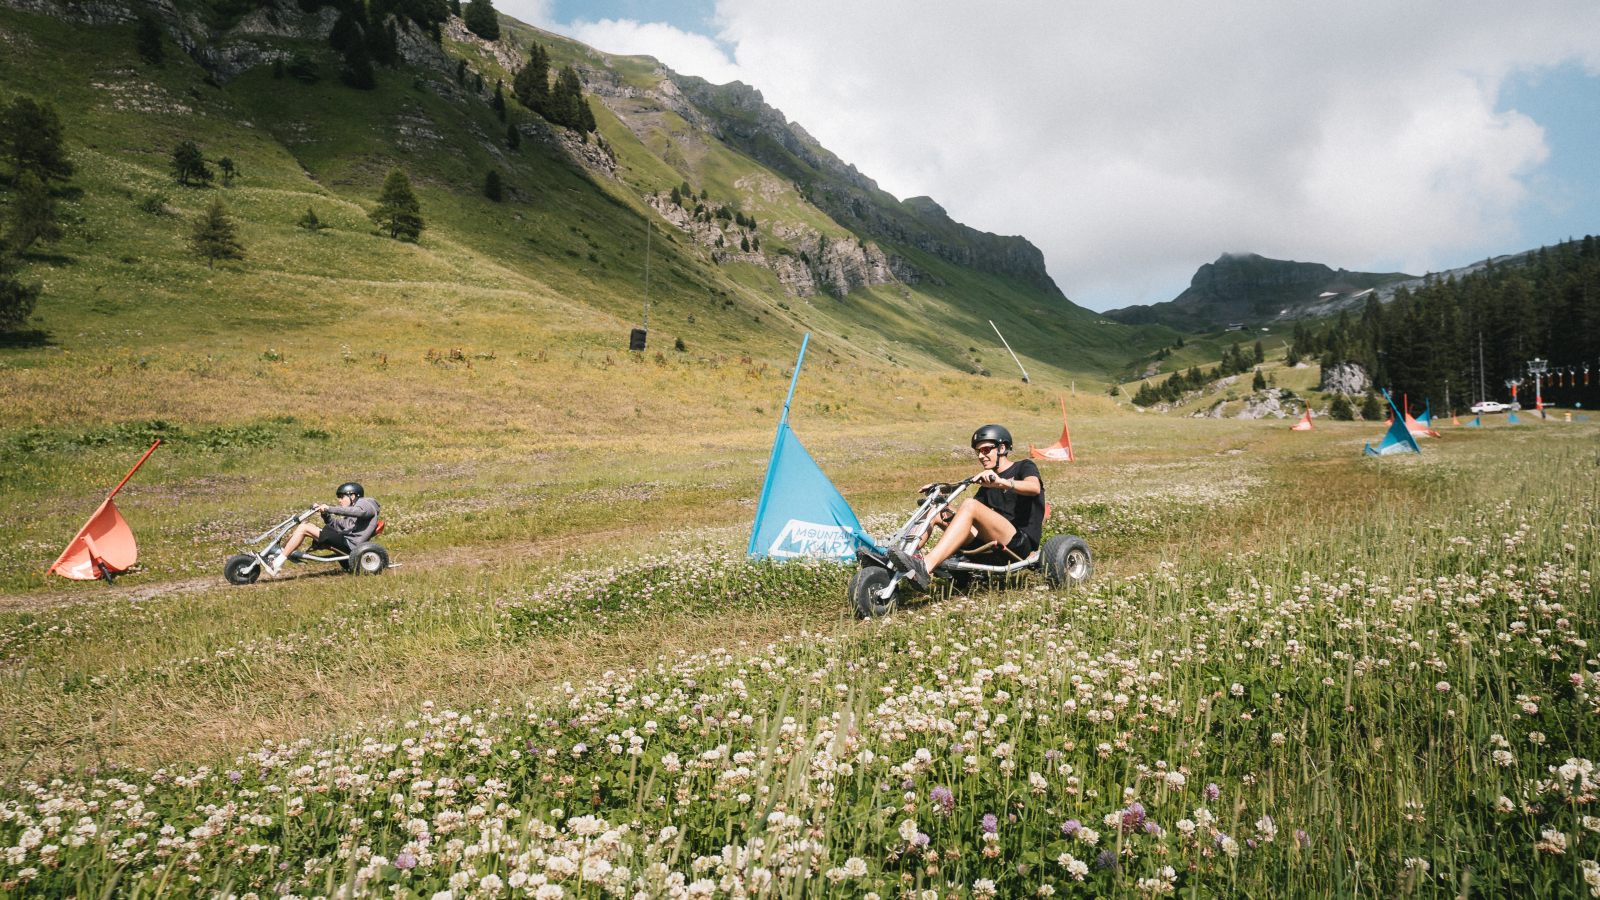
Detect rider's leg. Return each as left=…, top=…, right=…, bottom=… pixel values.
left=922, top=500, right=1017, bottom=571
left=280, top=522, right=321, bottom=557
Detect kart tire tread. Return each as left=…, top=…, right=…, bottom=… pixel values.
left=350, top=542, right=388, bottom=576
left=1041, top=534, right=1093, bottom=588
left=850, top=565, right=896, bottom=619
left=224, top=554, right=262, bottom=586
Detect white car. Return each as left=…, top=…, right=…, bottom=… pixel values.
left=1470, top=401, right=1510, bottom=414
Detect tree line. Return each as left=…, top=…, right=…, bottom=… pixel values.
left=1289, top=236, right=1600, bottom=411
left=1128, top=341, right=1264, bottom=407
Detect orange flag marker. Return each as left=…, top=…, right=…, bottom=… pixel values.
left=1291, top=408, right=1313, bottom=430
left=47, top=441, right=161, bottom=583
left=1030, top=397, right=1075, bottom=461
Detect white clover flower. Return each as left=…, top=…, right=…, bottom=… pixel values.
left=1165, top=771, right=1186, bottom=789
left=898, top=818, right=920, bottom=842
left=534, top=886, right=564, bottom=900
left=1436, top=682, right=1450, bottom=693
left=449, top=872, right=471, bottom=891
left=1496, top=796, right=1516, bottom=813
left=1176, top=819, right=1196, bottom=836
left=1078, top=827, right=1100, bottom=845
left=1531, top=732, right=1547, bottom=745
left=478, top=874, right=504, bottom=894
left=844, top=857, right=868, bottom=877
left=1583, top=816, right=1600, bottom=832
left=1270, top=733, right=1286, bottom=747
left=1404, top=858, right=1430, bottom=872
left=1230, top=683, right=1244, bottom=697
left=973, top=879, right=998, bottom=898
left=430, top=892, right=453, bottom=900
left=1219, top=835, right=1240, bottom=858
left=1493, top=750, right=1515, bottom=767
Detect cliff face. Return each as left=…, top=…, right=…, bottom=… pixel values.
left=1105, top=252, right=1413, bottom=332
left=624, top=73, right=1064, bottom=298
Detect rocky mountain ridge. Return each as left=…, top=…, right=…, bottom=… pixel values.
left=1105, top=252, right=1413, bottom=332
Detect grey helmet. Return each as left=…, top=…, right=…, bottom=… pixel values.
left=970, top=424, right=1013, bottom=453
left=336, top=482, right=364, bottom=499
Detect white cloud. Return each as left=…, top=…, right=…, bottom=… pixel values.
left=542, top=1, right=1600, bottom=310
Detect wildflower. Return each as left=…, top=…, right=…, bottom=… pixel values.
left=929, top=786, right=955, bottom=816
left=1164, top=771, right=1186, bottom=789
left=1582, top=861, right=1600, bottom=897
left=899, top=819, right=920, bottom=842
left=431, top=893, right=453, bottom=900
left=1536, top=829, right=1568, bottom=854
left=449, top=872, right=471, bottom=891
left=1496, top=796, right=1516, bottom=813
left=1255, top=815, right=1277, bottom=842
left=1530, top=732, right=1547, bottom=745
left=1175, top=819, right=1196, bottom=836
left=1404, top=858, right=1429, bottom=872
left=1584, top=817, right=1600, bottom=832
left=844, top=857, right=868, bottom=877
left=1205, top=783, right=1221, bottom=802
left=534, top=886, right=564, bottom=900
left=479, top=874, right=504, bottom=894
left=1295, top=829, right=1310, bottom=848
left=1230, top=683, right=1244, bottom=697
left=1270, top=732, right=1286, bottom=746
left=973, top=879, right=998, bottom=898
left=981, top=814, right=999, bottom=834
left=1029, top=771, right=1049, bottom=795
left=1121, top=802, right=1147, bottom=834
left=1061, top=819, right=1081, bottom=836
left=1037, top=886, right=1056, bottom=897
left=1493, top=750, right=1514, bottom=767
left=395, top=851, right=417, bottom=869
left=1436, top=681, right=1451, bottom=692
left=1096, top=848, right=1119, bottom=871
left=1077, top=827, right=1100, bottom=845
left=1058, top=853, right=1089, bottom=880
left=1217, top=833, right=1239, bottom=857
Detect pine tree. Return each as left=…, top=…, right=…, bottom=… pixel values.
left=170, top=141, right=211, bottom=186
left=1360, top=394, right=1382, bottom=421
left=216, top=157, right=238, bottom=186
left=1330, top=395, right=1354, bottom=420
left=4, top=172, right=63, bottom=254
left=505, top=122, right=520, bottom=150
left=492, top=81, right=506, bottom=121
left=367, top=16, right=399, bottom=67
left=188, top=197, right=245, bottom=268
left=1253, top=340, right=1264, bottom=364
left=272, top=57, right=286, bottom=79
left=0, top=252, right=41, bottom=332
left=340, top=41, right=377, bottom=90
left=296, top=205, right=326, bottom=230
left=484, top=170, right=503, bottom=202
left=462, top=0, right=499, bottom=40
left=455, top=59, right=467, bottom=85
left=369, top=167, right=424, bottom=240
left=740, top=235, right=749, bottom=252
left=449, top=0, right=461, bottom=15
left=1251, top=370, right=1266, bottom=391
left=1, top=97, right=75, bottom=187
left=513, top=43, right=549, bottom=110
left=328, top=9, right=363, bottom=53
left=669, top=186, right=681, bottom=206
left=135, top=14, right=164, bottom=66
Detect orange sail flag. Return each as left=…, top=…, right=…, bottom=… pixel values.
left=1291, top=408, right=1313, bottom=431
left=1030, top=397, right=1075, bottom=461
left=1451, top=410, right=1461, bottom=426
left=47, top=441, right=160, bottom=582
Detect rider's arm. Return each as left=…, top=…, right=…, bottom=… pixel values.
left=1005, top=475, right=1042, bottom=497
left=323, top=499, right=376, bottom=522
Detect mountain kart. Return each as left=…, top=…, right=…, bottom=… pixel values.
left=223, top=506, right=391, bottom=585
left=849, top=476, right=1092, bottom=618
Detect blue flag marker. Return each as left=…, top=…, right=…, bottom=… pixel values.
left=747, top=335, right=875, bottom=561
left=1466, top=415, right=1481, bottom=427
left=1508, top=411, right=1522, bottom=424
left=1365, top=390, right=1422, bottom=456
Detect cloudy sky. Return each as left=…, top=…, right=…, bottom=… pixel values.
left=497, top=0, right=1600, bottom=312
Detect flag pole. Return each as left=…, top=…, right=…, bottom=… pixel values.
left=990, top=320, right=1030, bottom=383
left=108, top=440, right=161, bottom=501
left=749, top=334, right=810, bottom=555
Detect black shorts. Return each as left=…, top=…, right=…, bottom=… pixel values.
left=1006, top=530, right=1037, bottom=557
left=317, top=524, right=352, bottom=553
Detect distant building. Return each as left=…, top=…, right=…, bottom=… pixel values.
left=1225, top=323, right=1247, bottom=331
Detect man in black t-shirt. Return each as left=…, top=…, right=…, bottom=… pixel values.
left=891, top=424, right=1045, bottom=588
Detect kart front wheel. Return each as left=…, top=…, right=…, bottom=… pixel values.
left=350, top=542, right=389, bottom=576
left=224, top=554, right=262, bottom=585
left=850, top=565, right=897, bottom=619
left=1041, top=535, right=1093, bottom=588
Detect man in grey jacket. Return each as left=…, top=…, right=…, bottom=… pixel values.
left=264, top=482, right=380, bottom=575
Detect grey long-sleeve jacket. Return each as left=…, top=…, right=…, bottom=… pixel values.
left=322, top=497, right=381, bottom=545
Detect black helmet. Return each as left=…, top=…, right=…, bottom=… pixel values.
left=970, top=424, right=1012, bottom=452
left=337, top=482, right=364, bottom=499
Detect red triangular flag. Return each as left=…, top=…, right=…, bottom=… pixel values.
left=47, top=441, right=160, bottom=582
left=1030, top=397, right=1075, bottom=461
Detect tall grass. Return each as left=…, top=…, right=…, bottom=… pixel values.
left=0, top=429, right=1595, bottom=897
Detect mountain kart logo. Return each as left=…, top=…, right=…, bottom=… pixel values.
left=767, top=519, right=858, bottom=559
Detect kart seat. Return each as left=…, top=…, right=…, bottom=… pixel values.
left=373, top=520, right=386, bottom=536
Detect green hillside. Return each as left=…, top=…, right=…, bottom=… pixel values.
left=0, top=2, right=1179, bottom=388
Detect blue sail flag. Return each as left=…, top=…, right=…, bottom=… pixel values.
left=748, top=334, right=874, bottom=561
left=1466, top=415, right=1482, bottom=427
left=1417, top=399, right=1432, bottom=426
left=1365, top=390, right=1422, bottom=456
left=1508, top=411, right=1522, bottom=424
left=747, top=423, right=874, bottom=560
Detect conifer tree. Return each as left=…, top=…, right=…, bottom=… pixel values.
left=189, top=197, right=245, bottom=268
left=1330, top=394, right=1354, bottom=420
left=296, top=206, right=326, bottom=230
left=484, top=170, right=503, bottom=202
left=368, top=16, right=399, bottom=67
left=1, top=97, right=74, bottom=187
left=217, top=157, right=238, bottom=187
left=492, top=81, right=506, bottom=121
left=135, top=14, right=164, bottom=66
left=1253, top=340, right=1265, bottom=364
left=170, top=141, right=211, bottom=186
left=340, top=41, right=377, bottom=90
left=1251, top=370, right=1267, bottom=391
left=669, top=186, right=681, bottom=206
left=740, top=235, right=750, bottom=252
left=4, top=172, right=63, bottom=254
left=462, top=0, right=499, bottom=40
left=513, top=43, right=549, bottom=110
left=1360, top=394, right=1382, bottom=421
left=0, top=252, right=41, bottom=332
left=449, top=0, right=460, bottom=15
left=505, top=122, right=520, bottom=150
left=369, top=167, right=424, bottom=240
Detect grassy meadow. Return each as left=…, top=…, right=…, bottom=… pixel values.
left=0, top=389, right=1596, bottom=897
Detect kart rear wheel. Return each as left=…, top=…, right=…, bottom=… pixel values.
left=850, top=565, right=897, bottom=619
left=224, top=554, right=262, bottom=585
left=1042, top=535, right=1093, bottom=588
left=350, top=542, right=389, bottom=576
